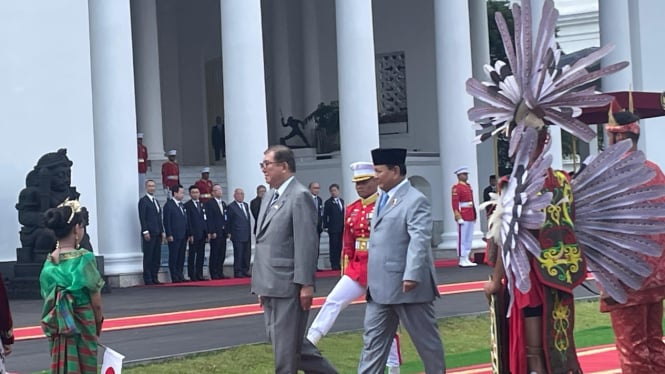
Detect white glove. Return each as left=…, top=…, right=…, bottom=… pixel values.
left=457, top=218, right=464, bottom=224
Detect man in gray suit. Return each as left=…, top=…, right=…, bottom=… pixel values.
left=251, top=145, right=337, bottom=374
left=358, top=148, right=445, bottom=374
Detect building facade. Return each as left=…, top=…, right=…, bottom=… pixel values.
left=2, top=0, right=664, bottom=286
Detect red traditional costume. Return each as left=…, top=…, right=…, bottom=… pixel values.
left=599, top=110, right=665, bottom=373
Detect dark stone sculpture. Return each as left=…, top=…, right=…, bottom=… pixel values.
left=15, top=149, right=81, bottom=262
left=10, top=149, right=88, bottom=298
left=280, top=116, right=311, bottom=148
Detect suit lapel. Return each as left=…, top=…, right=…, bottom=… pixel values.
left=374, top=182, right=410, bottom=226
left=257, top=191, right=272, bottom=234
left=259, top=180, right=295, bottom=232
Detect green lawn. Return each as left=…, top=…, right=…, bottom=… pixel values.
left=117, top=299, right=640, bottom=374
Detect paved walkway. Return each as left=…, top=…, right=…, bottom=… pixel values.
left=8, top=264, right=609, bottom=373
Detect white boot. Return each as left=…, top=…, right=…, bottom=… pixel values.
left=306, top=329, right=322, bottom=347
left=458, top=256, right=477, bottom=267
left=387, top=366, right=400, bottom=374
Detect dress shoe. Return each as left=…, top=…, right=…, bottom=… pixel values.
left=144, top=280, right=155, bottom=286
left=152, top=279, right=161, bottom=285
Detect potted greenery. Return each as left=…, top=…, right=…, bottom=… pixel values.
left=304, top=101, right=340, bottom=153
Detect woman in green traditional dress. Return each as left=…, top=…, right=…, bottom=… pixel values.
left=39, top=200, right=104, bottom=374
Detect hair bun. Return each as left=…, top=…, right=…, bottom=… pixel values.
left=44, top=207, right=68, bottom=230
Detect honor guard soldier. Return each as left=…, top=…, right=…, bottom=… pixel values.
left=195, top=167, right=214, bottom=203
left=137, top=133, right=149, bottom=189
left=452, top=166, right=477, bottom=267
left=161, top=149, right=180, bottom=196
left=307, top=161, right=401, bottom=373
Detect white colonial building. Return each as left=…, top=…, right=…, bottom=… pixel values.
left=2, top=0, right=664, bottom=286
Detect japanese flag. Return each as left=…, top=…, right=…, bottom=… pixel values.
left=101, top=345, right=125, bottom=374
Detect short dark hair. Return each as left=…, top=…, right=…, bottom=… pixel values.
left=170, top=184, right=183, bottom=195
left=308, top=182, right=320, bottom=189
left=145, top=179, right=155, bottom=186
left=265, top=145, right=296, bottom=172
left=386, top=164, right=407, bottom=176
left=256, top=185, right=266, bottom=193
left=329, top=183, right=340, bottom=191
left=188, top=185, right=199, bottom=193
left=489, top=175, right=497, bottom=181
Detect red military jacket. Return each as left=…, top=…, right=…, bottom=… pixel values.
left=342, top=193, right=378, bottom=286
left=138, top=144, right=148, bottom=173
left=161, top=161, right=180, bottom=189
left=195, top=178, right=214, bottom=203
left=452, top=181, right=476, bottom=221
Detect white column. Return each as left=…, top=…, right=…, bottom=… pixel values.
left=335, top=0, right=380, bottom=200
left=631, top=0, right=665, bottom=165
left=434, top=0, right=483, bottom=250
left=89, top=0, right=143, bottom=278
left=220, top=0, right=269, bottom=196
left=599, top=0, right=633, bottom=92
left=301, top=0, right=322, bottom=143
left=131, top=0, right=165, bottom=162
left=469, top=0, right=493, bottom=232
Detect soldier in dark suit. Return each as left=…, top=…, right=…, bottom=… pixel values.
left=138, top=179, right=165, bottom=285
left=323, top=184, right=345, bottom=270
left=163, top=184, right=190, bottom=283
left=185, top=185, right=208, bottom=281
left=227, top=188, right=252, bottom=278
left=205, top=184, right=228, bottom=279
left=249, top=185, right=266, bottom=236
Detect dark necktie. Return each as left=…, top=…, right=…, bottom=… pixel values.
left=178, top=202, right=184, bottom=214
left=377, top=193, right=388, bottom=215
left=262, top=191, right=279, bottom=222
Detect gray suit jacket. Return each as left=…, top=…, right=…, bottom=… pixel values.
left=251, top=178, right=319, bottom=297
left=367, top=180, right=439, bottom=304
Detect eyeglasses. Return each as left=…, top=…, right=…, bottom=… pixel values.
left=259, top=161, right=282, bottom=169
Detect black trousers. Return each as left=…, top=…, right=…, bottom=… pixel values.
left=187, top=237, right=206, bottom=279
left=328, top=232, right=343, bottom=270
left=232, top=240, right=250, bottom=276
left=168, top=237, right=187, bottom=282
left=209, top=236, right=227, bottom=278
left=142, top=233, right=162, bottom=283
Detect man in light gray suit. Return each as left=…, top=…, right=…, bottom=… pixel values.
left=252, top=145, right=338, bottom=374
left=358, top=148, right=445, bottom=374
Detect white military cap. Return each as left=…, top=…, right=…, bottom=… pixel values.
left=201, top=167, right=210, bottom=173
left=350, top=162, right=375, bottom=182
left=137, top=133, right=144, bottom=139
left=166, top=149, right=177, bottom=156
left=454, top=166, right=470, bottom=175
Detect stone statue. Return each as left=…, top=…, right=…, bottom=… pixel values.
left=280, top=116, right=311, bottom=148
left=15, top=149, right=81, bottom=262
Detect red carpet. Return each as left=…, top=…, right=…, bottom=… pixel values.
left=154, top=258, right=461, bottom=287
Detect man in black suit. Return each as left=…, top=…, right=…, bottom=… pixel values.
left=138, top=179, right=165, bottom=285
left=249, top=184, right=267, bottom=236
left=185, top=185, right=208, bottom=281
left=227, top=188, right=252, bottom=278
left=163, top=184, right=191, bottom=283
left=205, top=184, right=228, bottom=279
left=323, top=183, right=344, bottom=270
left=309, top=182, right=324, bottom=270
left=483, top=174, right=497, bottom=218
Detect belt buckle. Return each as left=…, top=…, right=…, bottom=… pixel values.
left=355, top=238, right=369, bottom=251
